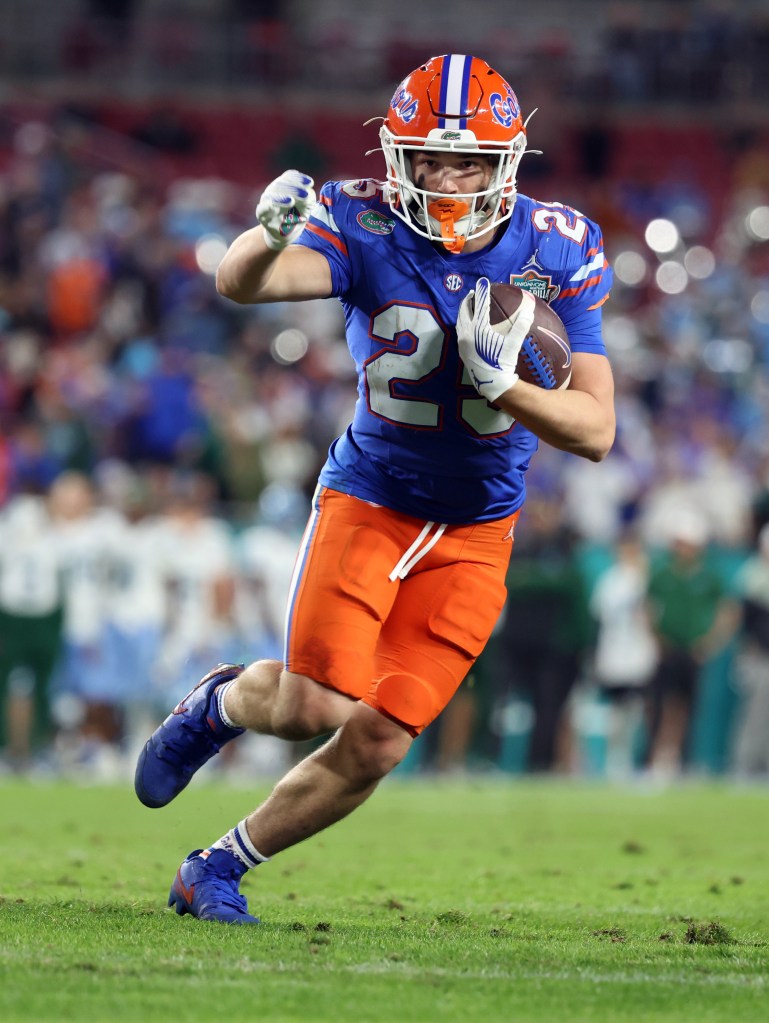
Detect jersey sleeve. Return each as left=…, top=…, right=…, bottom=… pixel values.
left=296, top=180, right=353, bottom=295
left=557, top=304, right=607, bottom=355
left=537, top=213, right=613, bottom=355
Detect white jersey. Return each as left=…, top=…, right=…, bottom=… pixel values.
left=590, top=561, right=658, bottom=687
left=156, top=514, right=235, bottom=650
left=54, top=507, right=126, bottom=644
left=236, top=524, right=300, bottom=644
left=107, top=516, right=168, bottom=631
left=0, top=496, right=61, bottom=616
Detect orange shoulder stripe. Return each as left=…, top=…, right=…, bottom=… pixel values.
left=559, top=276, right=602, bottom=299
left=587, top=292, right=611, bottom=311
left=306, top=222, right=348, bottom=257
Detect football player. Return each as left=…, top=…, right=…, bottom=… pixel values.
left=135, top=54, right=615, bottom=923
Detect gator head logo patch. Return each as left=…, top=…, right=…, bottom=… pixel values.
left=357, top=210, right=395, bottom=235
left=278, top=212, right=303, bottom=237
left=509, top=269, right=560, bottom=302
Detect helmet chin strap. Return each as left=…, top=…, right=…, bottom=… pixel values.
left=426, top=197, right=471, bottom=253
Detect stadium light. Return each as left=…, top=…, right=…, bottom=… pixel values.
left=746, top=205, right=769, bottom=241
left=602, top=315, right=641, bottom=352
left=644, top=218, right=680, bottom=254
left=613, top=250, right=647, bottom=286
left=703, top=338, right=753, bottom=374
left=271, top=329, right=309, bottom=365
left=655, top=261, right=688, bottom=294
left=195, top=234, right=228, bottom=275
left=751, top=290, right=769, bottom=325
left=683, top=245, right=716, bottom=279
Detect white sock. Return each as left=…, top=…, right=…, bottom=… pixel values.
left=215, top=680, right=239, bottom=728
left=207, top=819, right=270, bottom=869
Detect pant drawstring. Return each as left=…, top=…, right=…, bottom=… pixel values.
left=388, top=522, right=448, bottom=581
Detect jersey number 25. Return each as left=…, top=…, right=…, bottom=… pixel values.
left=365, top=301, right=514, bottom=437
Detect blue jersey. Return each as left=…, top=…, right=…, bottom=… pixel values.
left=297, top=179, right=612, bottom=524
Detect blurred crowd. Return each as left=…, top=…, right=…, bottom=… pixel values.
left=7, top=1, right=769, bottom=108
left=0, top=470, right=306, bottom=778
left=2, top=66, right=769, bottom=783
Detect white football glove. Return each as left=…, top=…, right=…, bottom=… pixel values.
left=456, top=276, right=536, bottom=402
left=256, top=170, right=316, bottom=251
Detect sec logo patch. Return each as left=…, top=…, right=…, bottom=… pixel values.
left=444, top=273, right=464, bottom=293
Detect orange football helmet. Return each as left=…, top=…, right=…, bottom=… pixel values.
left=380, top=54, right=528, bottom=252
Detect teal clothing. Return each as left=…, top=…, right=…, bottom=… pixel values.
left=647, top=556, right=726, bottom=649
left=0, top=607, right=63, bottom=746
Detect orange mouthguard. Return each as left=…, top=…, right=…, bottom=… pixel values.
left=427, top=197, right=470, bottom=253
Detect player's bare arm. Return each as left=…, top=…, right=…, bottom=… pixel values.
left=494, top=352, right=616, bottom=462
left=457, top=276, right=615, bottom=462
left=216, top=228, right=332, bottom=303
left=217, top=169, right=332, bottom=304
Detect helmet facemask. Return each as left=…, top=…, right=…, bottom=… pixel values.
left=380, top=127, right=526, bottom=253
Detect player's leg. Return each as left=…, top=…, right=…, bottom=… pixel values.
left=136, top=488, right=383, bottom=808
left=167, top=492, right=410, bottom=922
left=223, top=660, right=355, bottom=739
left=171, top=511, right=515, bottom=923
left=135, top=657, right=361, bottom=808
left=239, top=701, right=413, bottom=855
left=166, top=683, right=411, bottom=924
left=167, top=500, right=515, bottom=924
left=136, top=660, right=265, bottom=808
left=233, top=514, right=514, bottom=857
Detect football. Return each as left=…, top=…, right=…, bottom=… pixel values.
left=488, top=283, right=572, bottom=390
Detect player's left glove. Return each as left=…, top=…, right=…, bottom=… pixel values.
left=456, top=277, right=535, bottom=402
left=256, top=170, right=316, bottom=251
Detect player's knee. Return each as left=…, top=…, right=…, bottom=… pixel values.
left=339, top=708, right=412, bottom=782
left=365, top=730, right=411, bottom=779
left=271, top=672, right=349, bottom=740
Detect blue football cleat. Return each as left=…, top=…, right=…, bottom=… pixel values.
left=135, top=663, right=245, bottom=808
left=168, top=848, right=260, bottom=924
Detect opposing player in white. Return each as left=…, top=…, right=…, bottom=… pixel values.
left=0, top=495, right=63, bottom=769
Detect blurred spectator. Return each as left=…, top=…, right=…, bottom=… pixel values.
left=495, top=498, right=594, bottom=773
left=153, top=471, right=237, bottom=705
left=268, top=124, right=329, bottom=184
left=231, top=480, right=308, bottom=779
left=589, top=530, right=658, bottom=779
left=6, top=421, right=64, bottom=494
left=731, top=523, right=769, bottom=777
left=122, top=350, right=218, bottom=469
left=0, top=494, right=63, bottom=770
left=644, top=511, right=739, bottom=779
left=98, top=462, right=167, bottom=759
left=235, top=481, right=309, bottom=664
left=48, top=471, right=126, bottom=771
left=637, top=446, right=701, bottom=548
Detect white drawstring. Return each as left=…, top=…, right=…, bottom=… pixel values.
left=388, top=521, right=448, bottom=581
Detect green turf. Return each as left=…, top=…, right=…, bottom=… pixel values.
left=1, top=777, right=767, bottom=1022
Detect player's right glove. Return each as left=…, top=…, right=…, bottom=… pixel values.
left=456, top=276, right=535, bottom=402
left=256, top=170, right=316, bottom=251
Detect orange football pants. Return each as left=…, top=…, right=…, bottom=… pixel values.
left=285, top=487, right=519, bottom=735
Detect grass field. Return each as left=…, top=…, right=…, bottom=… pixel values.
left=1, top=776, right=767, bottom=1022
